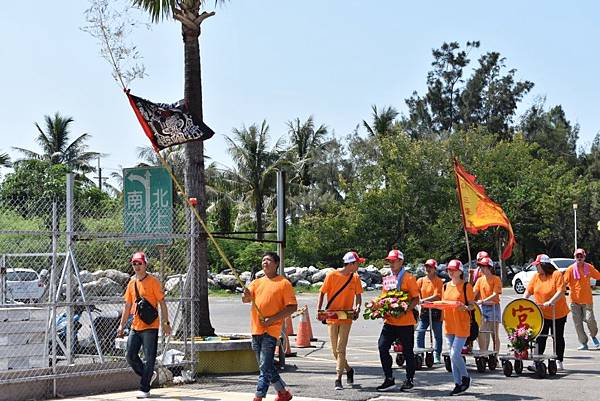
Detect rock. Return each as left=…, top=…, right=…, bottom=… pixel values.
left=287, top=272, right=303, bottom=285
left=311, top=282, right=324, bottom=289
left=256, top=271, right=265, bottom=279
left=294, top=267, right=310, bottom=280
left=165, top=275, right=185, bottom=294
left=360, top=280, right=367, bottom=289
left=307, top=266, right=319, bottom=275
left=284, top=267, right=297, bottom=275
left=379, top=267, right=392, bottom=277
left=214, top=274, right=238, bottom=291
left=366, top=287, right=375, bottom=291
left=83, top=277, right=122, bottom=297
left=103, top=269, right=130, bottom=288
left=311, top=268, right=334, bottom=283
left=374, top=284, right=383, bottom=290
left=296, top=279, right=311, bottom=287
left=79, top=270, right=95, bottom=284
left=208, top=278, right=218, bottom=289
left=240, top=271, right=252, bottom=283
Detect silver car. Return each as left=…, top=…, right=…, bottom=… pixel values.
left=4, top=268, right=45, bottom=302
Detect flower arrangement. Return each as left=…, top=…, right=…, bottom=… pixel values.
left=363, top=290, right=409, bottom=320
left=507, top=326, right=534, bottom=357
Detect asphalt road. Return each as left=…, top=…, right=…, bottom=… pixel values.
left=188, top=288, right=600, bottom=401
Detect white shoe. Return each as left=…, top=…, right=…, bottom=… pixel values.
left=150, top=370, right=158, bottom=387
left=136, top=391, right=150, bottom=399
left=557, top=361, right=564, bottom=371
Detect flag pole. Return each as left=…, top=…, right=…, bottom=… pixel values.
left=453, top=158, right=473, bottom=282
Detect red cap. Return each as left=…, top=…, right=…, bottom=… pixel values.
left=343, top=251, right=365, bottom=264
left=531, top=254, right=551, bottom=266
left=477, top=256, right=492, bottom=267
left=424, top=259, right=437, bottom=268
left=447, top=259, right=463, bottom=271
left=574, top=248, right=586, bottom=257
left=476, top=251, right=489, bottom=261
left=130, top=251, right=148, bottom=264
left=385, top=249, right=404, bottom=261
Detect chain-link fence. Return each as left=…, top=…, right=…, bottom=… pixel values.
left=0, top=174, right=199, bottom=399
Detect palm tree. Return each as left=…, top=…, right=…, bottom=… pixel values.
left=132, top=0, right=226, bottom=336
left=13, top=112, right=99, bottom=178
left=362, top=105, right=399, bottom=138
left=287, top=116, right=328, bottom=187
left=226, top=120, right=283, bottom=240
left=0, top=152, right=10, bottom=168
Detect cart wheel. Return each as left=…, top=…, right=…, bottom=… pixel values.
left=425, top=352, right=434, bottom=368
left=535, top=361, right=547, bottom=379
left=415, top=354, right=424, bottom=370
left=514, top=359, right=523, bottom=374
left=475, top=357, right=486, bottom=373
left=444, top=355, right=452, bottom=372
left=488, top=355, right=498, bottom=371
left=396, top=353, right=405, bottom=367
left=503, top=360, right=513, bottom=377
left=548, top=360, right=557, bottom=376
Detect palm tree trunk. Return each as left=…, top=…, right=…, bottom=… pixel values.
left=182, top=26, right=215, bottom=337
left=255, top=195, right=264, bottom=240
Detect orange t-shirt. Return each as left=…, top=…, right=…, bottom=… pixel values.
left=248, top=275, right=297, bottom=338
left=124, top=274, right=164, bottom=331
left=381, top=270, right=419, bottom=326
left=473, top=275, right=502, bottom=304
left=564, top=263, right=600, bottom=305
left=417, top=275, right=443, bottom=300
left=526, top=270, right=569, bottom=319
left=442, top=281, right=474, bottom=337
left=321, top=270, right=363, bottom=324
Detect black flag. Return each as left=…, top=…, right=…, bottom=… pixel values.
left=126, top=91, right=214, bottom=150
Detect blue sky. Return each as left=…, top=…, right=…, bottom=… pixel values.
left=1, top=0, right=599, bottom=187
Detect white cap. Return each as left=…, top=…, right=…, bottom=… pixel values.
left=343, top=251, right=365, bottom=264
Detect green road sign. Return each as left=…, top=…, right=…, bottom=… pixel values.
left=123, top=166, right=173, bottom=245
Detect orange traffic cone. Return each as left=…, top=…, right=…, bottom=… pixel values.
left=295, top=308, right=315, bottom=348
left=283, top=332, right=296, bottom=357
left=284, top=315, right=295, bottom=336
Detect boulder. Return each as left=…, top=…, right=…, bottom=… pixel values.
left=214, top=274, right=238, bottom=291
left=307, top=266, right=319, bottom=275
left=103, top=269, right=131, bottom=288
left=379, top=267, right=392, bottom=277
left=311, top=268, right=334, bottom=283
left=360, top=280, right=367, bottom=289
left=284, top=267, right=297, bottom=275
left=255, top=271, right=265, bottom=279
left=296, top=279, right=311, bottom=287
left=83, top=277, right=122, bottom=297
left=78, top=270, right=95, bottom=284
left=287, top=272, right=303, bottom=285
left=239, top=271, right=252, bottom=283
left=208, top=277, right=218, bottom=289
left=165, top=275, right=185, bottom=294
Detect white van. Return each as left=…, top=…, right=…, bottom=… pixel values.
left=5, top=268, right=45, bottom=302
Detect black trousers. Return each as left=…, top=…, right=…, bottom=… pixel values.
left=378, top=323, right=415, bottom=380
left=536, top=316, right=567, bottom=362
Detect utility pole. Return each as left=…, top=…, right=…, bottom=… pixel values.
left=95, top=156, right=102, bottom=191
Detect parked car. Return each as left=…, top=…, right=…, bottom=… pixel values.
left=5, top=268, right=45, bottom=302
left=511, top=258, right=580, bottom=294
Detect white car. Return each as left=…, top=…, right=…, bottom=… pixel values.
left=512, top=258, right=576, bottom=294
left=4, top=268, right=45, bottom=302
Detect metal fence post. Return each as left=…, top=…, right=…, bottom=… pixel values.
left=66, top=173, right=74, bottom=365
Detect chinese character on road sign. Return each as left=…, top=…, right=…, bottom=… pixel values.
left=123, top=166, right=173, bottom=245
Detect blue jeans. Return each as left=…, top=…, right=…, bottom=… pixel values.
left=126, top=329, right=158, bottom=393
left=378, top=324, right=415, bottom=380
left=446, top=334, right=468, bottom=385
left=252, top=333, right=286, bottom=397
left=416, top=317, right=443, bottom=355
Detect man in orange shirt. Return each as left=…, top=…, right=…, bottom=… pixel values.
left=376, top=249, right=419, bottom=392
left=317, top=251, right=363, bottom=390
left=117, top=252, right=171, bottom=399
left=564, top=248, right=600, bottom=350
left=242, top=252, right=297, bottom=401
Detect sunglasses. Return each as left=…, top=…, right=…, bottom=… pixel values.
left=575, top=255, right=585, bottom=259
left=131, top=261, right=144, bottom=266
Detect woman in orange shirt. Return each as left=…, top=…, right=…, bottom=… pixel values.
left=442, top=259, right=475, bottom=396
left=524, top=254, right=569, bottom=371
left=473, top=257, right=502, bottom=353
left=416, top=258, right=444, bottom=363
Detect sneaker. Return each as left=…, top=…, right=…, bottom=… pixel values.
left=274, top=390, right=292, bottom=401
left=400, top=378, right=414, bottom=391
left=449, top=384, right=463, bottom=396
left=376, top=377, right=396, bottom=392
left=461, top=376, right=471, bottom=391
left=434, top=353, right=441, bottom=364
left=346, top=367, right=354, bottom=385
left=150, top=370, right=158, bottom=387
left=577, top=343, right=588, bottom=351
left=592, top=337, right=600, bottom=348
left=335, top=379, right=343, bottom=390
left=557, top=360, right=564, bottom=371
left=136, top=391, right=150, bottom=399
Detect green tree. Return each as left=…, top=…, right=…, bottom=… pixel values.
left=287, top=116, right=328, bottom=187
left=13, top=112, right=99, bottom=179
left=226, top=121, right=283, bottom=240
left=132, top=0, right=226, bottom=336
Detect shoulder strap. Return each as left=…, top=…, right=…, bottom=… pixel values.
left=463, top=281, right=469, bottom=304
left=396, top=269, right=406, bottom=290
left=134, top=280, right=140, bottom=299
left=326, top=273, right=355, bottom=309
